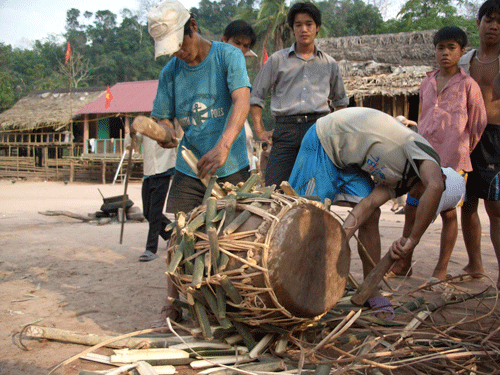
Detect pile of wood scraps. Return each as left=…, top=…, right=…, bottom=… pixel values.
left=17, top=280, right=500, bottom=375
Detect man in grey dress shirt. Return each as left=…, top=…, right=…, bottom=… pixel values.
left=250, top=2, right=349, bottom=188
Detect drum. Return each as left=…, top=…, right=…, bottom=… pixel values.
left=166, top=187, right=350, bottom=330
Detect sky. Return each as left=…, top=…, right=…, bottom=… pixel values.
left=0, top=0, right=200, bottom=49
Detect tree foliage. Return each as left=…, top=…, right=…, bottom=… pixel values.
left=0, top=0, right=481, bottom=113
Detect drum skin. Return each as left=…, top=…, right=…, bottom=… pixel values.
left=268, top=204, right=350, bottom=318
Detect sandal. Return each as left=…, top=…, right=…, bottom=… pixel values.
left=139, top=250, right=158, bottom=262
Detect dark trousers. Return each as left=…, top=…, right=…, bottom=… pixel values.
left=142, top=174, right=172, bottom=253
left=265, top=120, right=316, bottom=188
left=166, top=168, right=250, bottom=215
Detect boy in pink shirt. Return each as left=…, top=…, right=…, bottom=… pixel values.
left=390, top=26, right=487, bottom=281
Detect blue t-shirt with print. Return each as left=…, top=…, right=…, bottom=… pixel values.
left=151, top=41, right=251, bottom=178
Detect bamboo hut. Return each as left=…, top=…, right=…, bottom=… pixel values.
left=316, top=30, right=438, bottom=120
left=0, top=86, right=106, bottom=181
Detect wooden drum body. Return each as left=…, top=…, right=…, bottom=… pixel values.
left=166, top=189, right=350, bottom=330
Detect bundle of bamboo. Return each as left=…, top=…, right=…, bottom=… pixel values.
left=164, top=175, right=350, bottom=339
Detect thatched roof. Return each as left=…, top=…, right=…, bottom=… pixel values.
left=317, top=30, right=437, bottom=67
left=0, top=87, right=106, bottom=131
left=314, top=30, right=439, bottom=98
left=340, top=61, right=432, bottom=97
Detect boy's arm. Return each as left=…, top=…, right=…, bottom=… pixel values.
left=390, top=160, right=444, bottom=259
left=251, top=105, right=273, bottom=144
left=197, top=86, right=250, bottom=179
left=466, top=79, right=488, bottom=151
left=250, top=59, right=274, bottom=144
left=342, top=185, right=392, bottom=240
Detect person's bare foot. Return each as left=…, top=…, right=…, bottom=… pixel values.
left=463, top=263, right=485, bottom=279
left=387, top=260, right=413, bottom=278
left=431, top=269, right=448, bottom=281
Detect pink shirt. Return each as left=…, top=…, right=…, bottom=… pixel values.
left=419, top=68, right=487, bottom=172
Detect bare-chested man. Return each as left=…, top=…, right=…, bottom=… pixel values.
left=458, top=0, right=500, bottom=288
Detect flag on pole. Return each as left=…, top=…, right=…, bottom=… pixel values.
left=263, top=47, right=269, bottom=64
left=105, top=85, right=114, bottom=109
left=64, top=42, right=72, bottom=65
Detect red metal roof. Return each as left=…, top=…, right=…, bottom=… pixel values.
left=77, top=80, right=158, bottom=114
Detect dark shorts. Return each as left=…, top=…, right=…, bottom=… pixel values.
left=466, top=165, right=500, bottom=201
left=166, top=168, right=250, bottom=215
left=468, top=124, right=500, bottom=201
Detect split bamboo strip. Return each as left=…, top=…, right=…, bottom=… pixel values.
left=110, top=348, right=189, bottom=363
left=22, top=325, right=178, bottom=349
left=189, top=354, right=253, bottom=369
left=248, top=333, right=274, bottom=358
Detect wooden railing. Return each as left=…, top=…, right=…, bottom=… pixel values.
left=0, top=131, right=72, bottom=145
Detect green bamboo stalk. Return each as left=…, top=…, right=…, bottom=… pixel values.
left=186, top=212, right=206, bottom=233
left=208, top=227, right=220, bottom=272
left=236, top=173, right=261, bottom=193
left=201, top=285, right=232, bottom=329
left=394, top=297, right=425, bottom=315
left=202, top=175, right=219, bottom=205
left=166, top=234, right=189, bottom=274
left=215, top=285, right=227, bottom=319
left=218, top=252, right=229, bottom=271
left=191, top=254, right=205, bottom=288
left=205, top=197, right=217, bottom=233
left=168, top=297, right=190, bottom=311
left=232, top=321, right=256, bottom=350
left=222, top=193, right=237, bottom=230
left=194, top=300, right=214, bottom=340
left=218, top=275, right=242, bottom=304
left=223, top=187, right=273, bottom=235
left=314, top=363, right=333, bottom=375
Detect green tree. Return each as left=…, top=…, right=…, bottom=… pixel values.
left=318, top=0, right=383, bottom=37
left=379, top=0, right=478, bottom=45
left=253, top=0, right=289, bottom=65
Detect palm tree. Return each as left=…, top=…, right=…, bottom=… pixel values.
left=253, top=0, right=290, bottom=66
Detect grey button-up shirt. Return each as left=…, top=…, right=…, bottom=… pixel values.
left=250, top=43, right=349, bottom=117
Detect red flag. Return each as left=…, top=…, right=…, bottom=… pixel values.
left=263, top=47, right=269, bottom=64
left=105, top=85, right=113, bottom=109
left=64, top=42, right=72, bottom=65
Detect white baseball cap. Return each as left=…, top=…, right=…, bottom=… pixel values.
left=147, top=0, right=191, bottom=59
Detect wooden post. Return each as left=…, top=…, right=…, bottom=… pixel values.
left=102, top=161, right=106, bottom=184
left=16, top=147, right=19, bottom=178
left=83, top=114, right=89, bottom=153
left=56, top=146, right=59, bottom=180
left=404, top=95, right=409, bottom=119
left=70, top=160, right=74, bottom=183
left=44, top=147, right=48, bottom=180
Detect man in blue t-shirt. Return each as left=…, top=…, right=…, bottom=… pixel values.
left=137, top=0, right=251, bottom=324
left=146, top=0, right=252, bottom=216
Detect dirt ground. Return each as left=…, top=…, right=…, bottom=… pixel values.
left=1, top=179, right=499, bottom=374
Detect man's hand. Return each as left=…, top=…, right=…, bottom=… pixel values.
left=256, top=129, right=274, bottom=145
left=157, top=129, right=179, bottom=148
left=389, top=237, right=417, bottom=260
left=197, top=144, right=230, bottom=180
